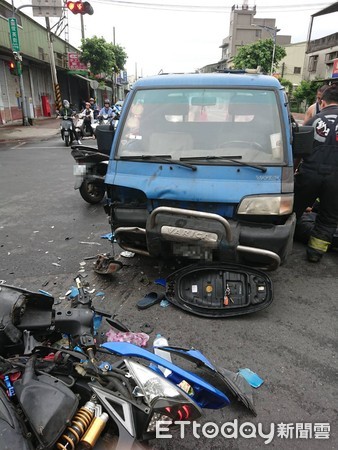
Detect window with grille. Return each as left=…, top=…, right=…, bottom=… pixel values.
left=308, top=56, right=318, bottom=72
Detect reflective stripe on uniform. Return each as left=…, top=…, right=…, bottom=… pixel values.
left=308, top=236, right=330, bottom=253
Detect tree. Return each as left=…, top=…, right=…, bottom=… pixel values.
left=292, top=79, right=321, bottom=107
left=280, top=78, right=293, bottom=94
left=112, top=44, right=128, bottom=73
left=80, top=36, right=127, bottom=76
left=232, top=39, right=286, bottom=74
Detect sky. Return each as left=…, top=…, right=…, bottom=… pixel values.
left=15, top=0, right=338, bottom=77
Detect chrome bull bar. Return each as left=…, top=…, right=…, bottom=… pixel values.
left=114, top=227, right=150, bottom=256
left=114, top=207, right=281, bottom=270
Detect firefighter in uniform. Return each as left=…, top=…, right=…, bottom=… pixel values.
left=294, top=84, right=338, bottom=262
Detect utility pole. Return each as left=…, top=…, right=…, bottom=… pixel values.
left=112, top=26, right=116, bottom=104
left=80, top=14, right=85, bottom=40
left=45, top=17, right=62, bottom=111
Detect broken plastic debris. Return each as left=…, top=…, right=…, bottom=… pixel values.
left=238, top=368, right=264, bottom=388
left=67, top=286, right=79, bottom=299
left=100, top=232, right=114, bottom=240
left=38, top=289, right=53, bottom=297
left=93, top=314, right=102, bottom=334
left=160, top=299, right=170, bottom=308
left=52, top=263, right=61, bottom=267
left=155, top=278, right=166, bottom=287
left=120, top=251, right=135, bottom=258
left=95, top=291, right=105, bottom=297
left=79, top=241, right=101, bottom=246
left=79, top=261, right=86, bottom=266
left=105, top=330, right=149, bottom=347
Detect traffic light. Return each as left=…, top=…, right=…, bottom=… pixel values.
left=8, top=60, right=17, bottom=76
left=66, top=1, right=94, bottom=15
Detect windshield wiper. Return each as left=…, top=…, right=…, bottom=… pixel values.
left=119, top=154, right=197, bottom=171
left=180, top=155, right=267, bottom=173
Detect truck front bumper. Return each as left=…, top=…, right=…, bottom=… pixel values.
left=114, top=206, right=296, bottom=271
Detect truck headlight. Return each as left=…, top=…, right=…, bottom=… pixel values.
left=237, top=195, right=293, bottom=215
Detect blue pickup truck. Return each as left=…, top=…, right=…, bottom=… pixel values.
left=105, top=72, right=312, bottom=270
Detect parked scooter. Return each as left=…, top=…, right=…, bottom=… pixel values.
left=0, top=277, right=256, bottom=450
left=71, top=124, right=114, bottom=204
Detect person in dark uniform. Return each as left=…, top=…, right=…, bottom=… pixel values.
left=293, top=84, right=338, bottom=262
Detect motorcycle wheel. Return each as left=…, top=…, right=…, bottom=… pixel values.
left=79, top=180, right=105, bottom=204
left=65, top=135, right=70, bottom=147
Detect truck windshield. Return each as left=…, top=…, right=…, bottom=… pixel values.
left=116, top=88, right=284, bottom=164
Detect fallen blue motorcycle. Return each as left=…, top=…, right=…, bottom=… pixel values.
left=0, top=277, right=259, bottom=450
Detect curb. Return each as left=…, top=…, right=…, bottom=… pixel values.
left=0, top=131, right=59, bottom=144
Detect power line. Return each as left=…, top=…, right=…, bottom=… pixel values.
left=92, top=0, right=332, bottom=14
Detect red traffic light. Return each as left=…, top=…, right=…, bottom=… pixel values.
left=66, top=1, right=93, bottom=15
left=8, top=61, right=17, bottom=75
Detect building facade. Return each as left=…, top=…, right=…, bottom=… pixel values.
left=0, top=0, right=125, bottom=124
left=303, top=32, right=338, bottom=82
left=278, top=42, right=307, bottom=87
left=218, top=3, right=291, bottom=70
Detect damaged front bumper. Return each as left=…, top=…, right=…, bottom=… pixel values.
left=113, top=206, right=296, bottom=271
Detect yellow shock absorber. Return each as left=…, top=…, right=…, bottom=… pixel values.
left=78, top=412, right=109, bottom=449
left=56, top=401, right=95, bottom=450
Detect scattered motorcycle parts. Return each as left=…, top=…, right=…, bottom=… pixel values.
left=93, top=254, right=123, bottom=275
left=165, top=262, right=273, bottom=317
left=0, top=279, right=262, bottom=450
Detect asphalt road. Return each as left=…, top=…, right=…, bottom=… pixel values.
left=0, top=136, right=336, bottom=450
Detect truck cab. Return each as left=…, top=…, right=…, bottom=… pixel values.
left=105, top=73, right=312, bottom=270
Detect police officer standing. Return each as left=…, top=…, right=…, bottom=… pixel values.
left=294, top=84, right=338, bottom=262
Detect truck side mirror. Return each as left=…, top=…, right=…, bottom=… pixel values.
left=292, top=125, right=314, bottom=157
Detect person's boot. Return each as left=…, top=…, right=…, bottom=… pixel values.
left=306, top=247, right=323, bottom=263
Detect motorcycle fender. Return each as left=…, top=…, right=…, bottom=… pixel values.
left=74, top=177, right=84, bottom=189
left=156, top=346, right=257, bottom=415
left=101, top=341, right=230, bottom=409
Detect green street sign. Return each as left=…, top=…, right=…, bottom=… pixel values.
left=8, top=18, right=20, bottom=52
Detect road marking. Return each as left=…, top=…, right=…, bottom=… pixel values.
left=10, top=146, right=67, bottom=150
left=11, top=142, right=27, bottom=149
